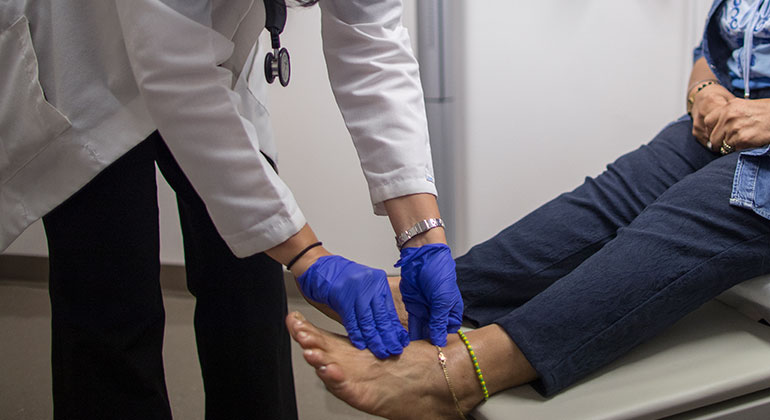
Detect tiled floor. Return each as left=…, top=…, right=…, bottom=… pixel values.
left=0, top=280, right=380, bottom=420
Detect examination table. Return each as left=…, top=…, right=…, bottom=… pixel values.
left=471, top=275, right=770, bottom=420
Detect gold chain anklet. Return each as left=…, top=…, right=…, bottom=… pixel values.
left=436, top=346, right=467, bottom=420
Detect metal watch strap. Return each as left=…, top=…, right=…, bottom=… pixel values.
left=395, top=218, right=445, bottom=249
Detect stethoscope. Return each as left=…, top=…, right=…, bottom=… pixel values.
left=263, top=0, right=291, bottom=87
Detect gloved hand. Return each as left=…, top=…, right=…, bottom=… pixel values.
left=297, top=255, right=409, bottom=359
left=395, top=243, right=463, bottom=346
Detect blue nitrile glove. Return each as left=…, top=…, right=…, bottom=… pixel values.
left=297, top=255, right=409, bottom=359
left=395, top=243, right=463, bottom=346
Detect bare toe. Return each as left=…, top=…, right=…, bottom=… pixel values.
left=286, top=312, right=306, bottom=340
left=287, top=312, right=330, bottom=350
left=302, top=348, right=332, bottom=368
left=317, top=363, right=346, bottom=385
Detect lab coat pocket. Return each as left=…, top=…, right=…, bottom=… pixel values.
left=239, top=41, right=275, bottom=157
left=0, top=16, right=72, bottom=183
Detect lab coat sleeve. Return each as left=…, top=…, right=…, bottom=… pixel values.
left=114, top=0, right=306, bottom=258
left=320, top=0, right=437, bottom=216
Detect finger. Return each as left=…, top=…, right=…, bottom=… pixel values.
left=693, top=117, right=706, bottom=141
left=401, top=295, right=430, bottom=320
left=447, top=300, right=464, bottom=333
left=428, top=305, right=451, bottom=347
left=341, top=308, right=366, bottom=351
left=370, top=295, right=405, bottom=355
left=407, top=313, right=428, bottom=341
left=397, top=318, right=410, bottom=347
left=708, top=112, right=729, bottom=152
left=703, top=106, right=721, bottom=130
left=723, top=130, right=740, bottom=152
left=726, top=125, right=762, bottom=151
left=398, top=279, right=422, bottom=304
left=382, top=285, right=410, bottom=347
left=692, top=114, right=713, bottom=147
left=355, top=298, right=389, bottom=359
left=704, top=107, right=727, bottom=144
left=422, top=322, right=432, bottom=340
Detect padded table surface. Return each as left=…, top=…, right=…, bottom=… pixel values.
left=717, top=274, right=770, bottom=322
left=471, top=301, right=770, bottom=420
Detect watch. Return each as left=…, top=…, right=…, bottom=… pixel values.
left=395, top=218, right=445, bottom=249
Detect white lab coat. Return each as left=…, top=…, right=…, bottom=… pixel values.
left=0, top=0, right=436, bottom=257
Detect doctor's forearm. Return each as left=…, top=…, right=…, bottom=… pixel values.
left=265, top=224, right=332, bottom=277
left=266, top=224, right=342, bottom=323
left=384, top=193, right=447, bottom=248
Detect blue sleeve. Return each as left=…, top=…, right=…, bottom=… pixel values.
left=693, top=40, right=704, bottom=64
left=695, top=0, right=724, bottom=63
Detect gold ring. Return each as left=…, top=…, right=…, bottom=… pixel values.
left=720, top=142, right=735, bottom=155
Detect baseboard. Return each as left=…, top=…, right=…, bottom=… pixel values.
left=0, top=255, right=49, bottom=284
left=0, top=254, right=300, bottom=298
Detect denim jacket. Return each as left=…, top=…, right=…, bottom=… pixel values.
left=695, top=0, right=770, bottom=220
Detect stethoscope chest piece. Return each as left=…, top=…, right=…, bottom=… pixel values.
left=265, top=47, right=291, bottom=87
left=263, top=0, right=290, bottom=87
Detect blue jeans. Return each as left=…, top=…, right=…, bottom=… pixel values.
left=456, top=116, right=770, bottom=396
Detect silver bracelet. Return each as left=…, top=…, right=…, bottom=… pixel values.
left=395, top=218, right=445, bottom=249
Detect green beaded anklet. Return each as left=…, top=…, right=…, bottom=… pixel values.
left=457, top=330, right=489, bottom=401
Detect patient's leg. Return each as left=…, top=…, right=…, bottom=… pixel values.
left=490, top=152, right=770, bottom=396
left=457, top=118, right=717, bottom=325
left=287, top=312, right=536, bottom=419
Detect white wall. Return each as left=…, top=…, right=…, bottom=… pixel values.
left=453, top=0, right=713, bottom=255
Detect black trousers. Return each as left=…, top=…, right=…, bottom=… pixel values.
left=43, top=132, right=298, bottom=420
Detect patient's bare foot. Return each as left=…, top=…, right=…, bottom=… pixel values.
left=287, top=312, right=480, bottom=420
left=388, top=276, right=408, bottom=329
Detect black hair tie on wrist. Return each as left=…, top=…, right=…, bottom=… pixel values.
left=286, top=242, right=323, bottom=271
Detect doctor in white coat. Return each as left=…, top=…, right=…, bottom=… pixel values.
left=0, top=0, right=463, bottom=419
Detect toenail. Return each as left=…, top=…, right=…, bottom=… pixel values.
left=297, top=331, right=308, bottom=340
left=319, top=365, right=327, bottom=372
left=304, top=349, right=313, bottom=357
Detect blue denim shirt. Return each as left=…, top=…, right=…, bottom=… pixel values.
left=696, top=0, right=770, bottom=221
left=718, top=0, right=770, bottom=91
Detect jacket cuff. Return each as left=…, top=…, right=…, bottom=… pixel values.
left=222, top=206, right=307, bottom=258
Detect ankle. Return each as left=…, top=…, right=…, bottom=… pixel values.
left=439, top=335, right=486, bottom=415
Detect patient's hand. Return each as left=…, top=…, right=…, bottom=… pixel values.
left=705, top=97, right=770, bottom=152
left=691, top=85, right=732, bottom=147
